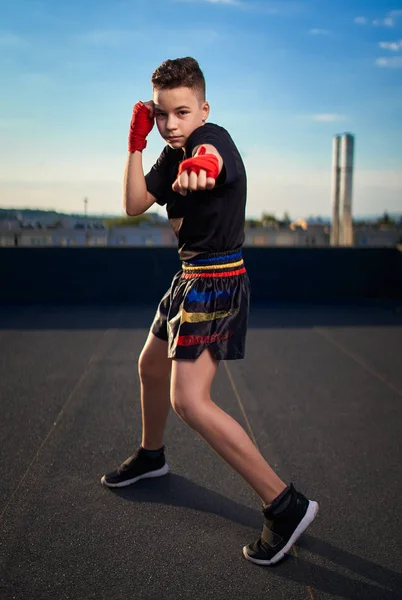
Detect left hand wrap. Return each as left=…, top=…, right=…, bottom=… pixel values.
left=177, top=146, right=220, bottom=180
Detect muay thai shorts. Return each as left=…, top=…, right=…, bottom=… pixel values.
left=151, top=249, right=250, bottom=360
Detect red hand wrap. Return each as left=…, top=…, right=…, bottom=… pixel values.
left=128, top=101, right=154, bottom=153
left=178, top=146, right=220, bottom=180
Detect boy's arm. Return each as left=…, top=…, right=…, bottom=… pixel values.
left=123, top=152, right=157, bottom=216
left=172, top=144, right=223, bottom=196
left=123, top=101, right=157, bottom=216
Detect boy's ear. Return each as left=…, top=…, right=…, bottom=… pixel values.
left=202, top=101, right=210, bottom=122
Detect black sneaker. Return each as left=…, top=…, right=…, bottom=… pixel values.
left=101, top=446, right=169, bottom=488
left=243, top=483, right=319, bottom=566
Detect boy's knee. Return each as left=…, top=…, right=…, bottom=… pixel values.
left=138, top=349, right=168, bottom=382
left=171, top=392, right=196, bottom=424
left=171, top=389, right=206, bottom=427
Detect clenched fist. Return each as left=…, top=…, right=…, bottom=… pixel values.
left=128, top=101, right=154, bottom=153
left=172, top=146, right=221, bottom=196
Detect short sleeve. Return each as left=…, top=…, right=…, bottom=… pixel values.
left=185, top=124, right=238, bottom=185
left=145, top=147, right=171, bottom=206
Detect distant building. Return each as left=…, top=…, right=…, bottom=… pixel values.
left=244, top=224, right=330, bottom=247
left=354, top=226, right=402, bottom=248
left=0, top=219, right=401, bottom=249
left=331, top=133, right=355, bottom=246
left=108, top=226, right=176, bottom=247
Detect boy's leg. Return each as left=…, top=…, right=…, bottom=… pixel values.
left=101, top=276, right=175, bottom=488
left=170, top=348, right=286, bottom=506
left=139, top=331, right=171, bottom=450
left=170, top=347, right=318, bottom=566
left=101, top=331, right=171, bottom=487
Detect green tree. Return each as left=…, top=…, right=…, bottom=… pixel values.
left=377, top=211, right=395, bottom=228
left=261, top=213, right=278, bottom=227
left=245, top=218, right=261, bottom=229
left=104, top=215, right=152, bottom=228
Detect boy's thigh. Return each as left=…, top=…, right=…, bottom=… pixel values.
left=171, top=348, right=218, bottom=403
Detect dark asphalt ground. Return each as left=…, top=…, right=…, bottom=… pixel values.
left=1, top=304, right=402, bottom=600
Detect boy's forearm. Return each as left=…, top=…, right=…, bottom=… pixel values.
left=123, top=152, right=148, bottom=216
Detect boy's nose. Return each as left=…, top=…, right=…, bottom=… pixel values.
left=166, top=115, right=178, bottom=131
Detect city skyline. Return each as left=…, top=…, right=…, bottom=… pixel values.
left=1, top=0, right=401, bottom=218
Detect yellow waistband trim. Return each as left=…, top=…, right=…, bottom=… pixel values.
left=182, top=259, right=244, bottom=271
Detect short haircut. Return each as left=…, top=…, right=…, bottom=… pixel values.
left=151, top=57, right=206, bottom=101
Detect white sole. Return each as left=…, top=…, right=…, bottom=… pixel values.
left=100, top=463, right=169, bottom=488
left=243, top=500, right=319, bottom=566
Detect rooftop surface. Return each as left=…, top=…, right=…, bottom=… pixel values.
left=1, top=304, right=402, bottom=600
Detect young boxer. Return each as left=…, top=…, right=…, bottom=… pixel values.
left=102, top=57, right=318, bottom=565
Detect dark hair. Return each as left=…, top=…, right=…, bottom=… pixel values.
left=151, top=57, right=206, bottom=101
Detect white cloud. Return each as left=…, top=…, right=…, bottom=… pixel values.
left=373, top=10, right=402, bottom=27
left=310, top=114, right=346, bottom=122
left=373, top=17, right=394, bottom=27
left=375, top=56, right=402, bottom=68
left=357, top=10, right=402, bottom=28
left=379, top=40, right=402, bottom=51
left=309, top=28, right=330, bottom=36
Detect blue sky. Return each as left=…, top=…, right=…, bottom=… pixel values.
left=0, top=0, right=401, bottom=219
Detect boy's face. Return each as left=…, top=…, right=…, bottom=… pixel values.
left=153, top=87, right=209, bottom=149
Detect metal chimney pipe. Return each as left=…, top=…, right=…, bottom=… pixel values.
left=339, top=133, right=355, bottom=246
left=330, top=135, right=341, bottom=246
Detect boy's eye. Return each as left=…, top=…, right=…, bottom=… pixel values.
left=155, top=111, right=188, bottom=117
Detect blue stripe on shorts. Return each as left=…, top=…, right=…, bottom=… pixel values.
left=188, top=252, right=242, bottom=265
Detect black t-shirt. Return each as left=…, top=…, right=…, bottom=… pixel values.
left=145, top=123, right=246, bottom=260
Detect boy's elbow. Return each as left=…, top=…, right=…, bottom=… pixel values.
left=124, top=195, right=144, bottom=217
left=124, top=191, right=154, bottom=216
left=125, top=206, right=142, bottom=217
left=124, top=204, right=135, bottom=217
left=123, top=200, right=134, bottom=216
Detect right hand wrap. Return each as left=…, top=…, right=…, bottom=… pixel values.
left=128, top=102, right=154, bottom=153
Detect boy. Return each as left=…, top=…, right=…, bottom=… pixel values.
left=101, top=57, right=318, bottom=565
